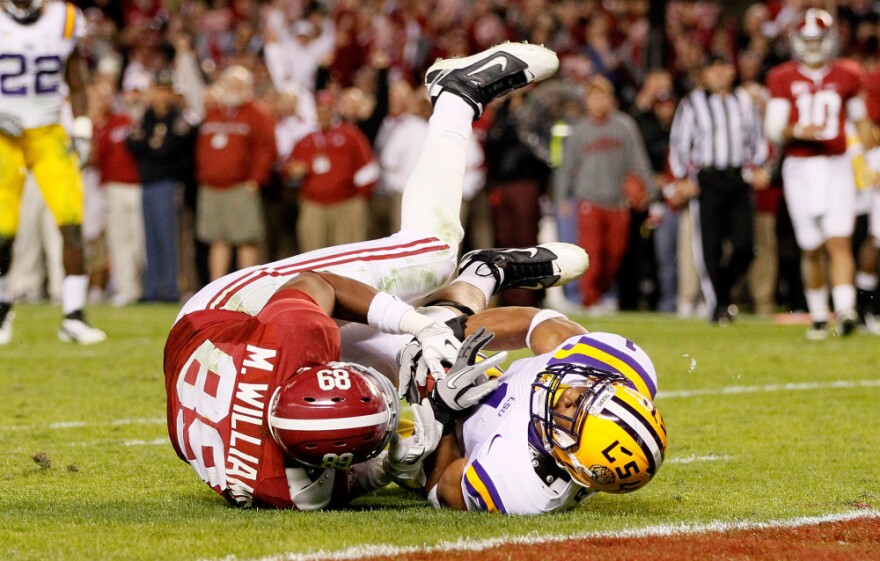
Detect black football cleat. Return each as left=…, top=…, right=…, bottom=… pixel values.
left=425, top=42, right=559, bottom=119
left=458, top=243, right=589, bottom=294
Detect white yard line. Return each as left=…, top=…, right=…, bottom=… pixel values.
left=0, top=417, right=165, bottom=432
left=4, top=378, right=879, bottom=432
left=203, top=510, right=880, bottom=561
left=666, top=453, right=732, bottom=464
left=657, top=378, right=880, bottom=399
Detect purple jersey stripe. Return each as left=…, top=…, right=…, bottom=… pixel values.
left=471, top=459, right=507, bottom=514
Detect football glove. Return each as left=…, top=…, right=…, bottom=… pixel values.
left=413, top=321, right=460, bottom=380
left=396, top=337, right=424, bottom=402
left=384, top=399, right=443, bottom=490
left=0, top=112, right=23, bottom=138
left=430, top=328, right=506, bottom=424
left=71, top=116, right=93, bottom=168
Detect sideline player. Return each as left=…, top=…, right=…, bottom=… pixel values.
left=764, top=9, right=875, bottom=339
left=164, top=43, right=580, bottom=509
left=0, top=0, right=106, bottom=344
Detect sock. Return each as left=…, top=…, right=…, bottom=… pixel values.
left=831, top=284, right=856, bottom=316
left=856, top=272, right=878, bottom=316
left=805, top=287, right=830, bottom=323
left=62, top=275, right=89, bottom=316
left=428, top=93, right=475, bottom=147
left=0, top=275, right=8, bottom=303
left=451, top=260, right=502, bottom=305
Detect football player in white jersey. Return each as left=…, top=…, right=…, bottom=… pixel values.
left=410, top=308, right=666, bottom=515
left=0, top=0, right=106, bottom=344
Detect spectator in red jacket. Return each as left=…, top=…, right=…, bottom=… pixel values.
left=95, top=73, right=147, bottom=306
left=285, top=90, right=379, bottom=252
left=195, top=65, right=277, bottom=280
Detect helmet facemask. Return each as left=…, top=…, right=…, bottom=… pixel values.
left=2, top=0, right=43, bottom=24
left=790, top=9, right=837, bottom=67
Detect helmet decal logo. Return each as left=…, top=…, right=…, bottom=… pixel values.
left=589, top=465, right=615, bottom=485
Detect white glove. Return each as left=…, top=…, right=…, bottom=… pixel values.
left=413, top=321, right=460, bottom=381
left=0, top=112, right=23, bottom=138
left=384, top=399, right=443, bottom=489
left=71, top=116, right=93, bottom=168
left=396, top=337, right=423, bottom=402
left=432, top=328, right=506, bottom=415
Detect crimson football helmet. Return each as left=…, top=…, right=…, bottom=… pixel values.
left=268, top=361, right=399, bottom=469
left=790, top=9, right=836, bottom=66
left=2, top=0, right=43, bottom=24
left=531, top=363, right=667, bottom=493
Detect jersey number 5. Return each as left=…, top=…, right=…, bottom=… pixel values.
left=0, top=54, right=64, bottom=96
left=794, top=90, right=841, bottom=140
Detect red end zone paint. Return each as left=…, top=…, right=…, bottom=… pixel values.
left=359, top=516, right=880, bottom=561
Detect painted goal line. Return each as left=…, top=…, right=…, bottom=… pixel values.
left=204, top=510, right=880, bottom=561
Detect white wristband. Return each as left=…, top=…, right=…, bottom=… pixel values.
left=367, top=292, right=415, bottom=335
left=526, top=309, right=566, bottom=350
left=72, top=116, right=93, bottom=139
left=866, top=147, right=880, bottom=171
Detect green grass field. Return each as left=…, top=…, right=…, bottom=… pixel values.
left=1, top=304, right=878, bottom=561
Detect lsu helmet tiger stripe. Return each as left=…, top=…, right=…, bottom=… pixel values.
left=531, top=363, right=667, bottom=493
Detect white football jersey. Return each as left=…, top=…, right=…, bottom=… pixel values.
left=0, top=2, right=85, bottom=128
left=457, top=333, right=659, bottom=514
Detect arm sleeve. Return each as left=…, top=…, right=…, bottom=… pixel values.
left=764, top=98, right=791, bottom=144
left=624, top=116, right=656, bottom=198
left=744, top=94, right=769, bottom=166
left=248, top=106, right=279, bottom=185
left=552, top=124, right=577, bottom=201
left=351, top=129, right=380, bottom=195
left=667, top=97, right=694, bottom=179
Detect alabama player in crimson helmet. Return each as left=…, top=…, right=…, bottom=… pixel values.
left=764, top=9, right=876, bottom=339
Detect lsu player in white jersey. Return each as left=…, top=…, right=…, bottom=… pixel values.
left=0, top=0, right=106, bottom=344
left=391, top=306, right=667, bottom=515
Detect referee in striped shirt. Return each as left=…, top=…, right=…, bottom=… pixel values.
left=668, top=53, right=769, bottom=324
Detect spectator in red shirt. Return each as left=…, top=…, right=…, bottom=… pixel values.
left=195, top=65, right=277, bottom=281
left=285, top=90, right=379, bottom=252
left=95, top=73, right=147, bottom=306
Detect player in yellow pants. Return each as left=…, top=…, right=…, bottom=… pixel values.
left=0, top=0, right=105, bottom=344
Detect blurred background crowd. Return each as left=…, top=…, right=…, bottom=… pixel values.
left=8, top=0, right=880, bottom=325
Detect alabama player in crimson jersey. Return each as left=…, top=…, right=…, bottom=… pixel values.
left=764, top=8, right=875, bottom=339
left=0, top=0, right=106, bottom=344
left=854, top=64, right=880, bottom=333
left=165, top=43, right=585, bottom=509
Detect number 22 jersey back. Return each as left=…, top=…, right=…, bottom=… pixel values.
left=164, top=289, right=341, bottom=508
left=766, top=60, right=862, bottom=158
left=0, top=2, right=85, bottom=128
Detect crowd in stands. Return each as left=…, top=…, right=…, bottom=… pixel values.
left=7, top=0, right=880, bottom=325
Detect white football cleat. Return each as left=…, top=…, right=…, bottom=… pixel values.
left=834, top=310, right=858, bottom=337
left=58, top=311, right=107, bottom=345
left=425, top=42, right=559, bottom=118
left=0, top=310, right=13, bottom=345
left=805, top=321, right=829, bottom=341
left=458, top=242, right=589, bottom=293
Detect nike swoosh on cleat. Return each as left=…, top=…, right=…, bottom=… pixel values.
left=467, top=56, right=509, bottom=77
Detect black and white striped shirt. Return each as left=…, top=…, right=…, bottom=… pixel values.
left=668, top=87, right=768, bottom=179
